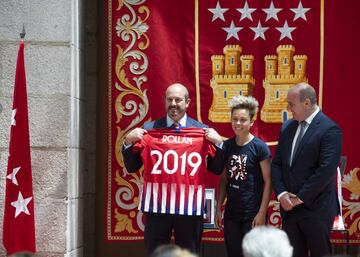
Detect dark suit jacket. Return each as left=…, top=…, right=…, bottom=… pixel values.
left=122, top=116, right=224, bottom=174
left=271, top=111, right=342, bottom=220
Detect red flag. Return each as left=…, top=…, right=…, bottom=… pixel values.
left=106, top=0, right=360, bottom=245
left=107, top=0, right=321, bottom=241
left=2, top=40, right=36, bottom=255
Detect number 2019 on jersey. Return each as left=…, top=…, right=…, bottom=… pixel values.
left=150, top=150, right=202, bottom=176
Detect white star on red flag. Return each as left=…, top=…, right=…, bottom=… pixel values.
left=208, top=1, right=229, bottom=22
left=11, top=108, right=17, bottom=126
left=291, top=1, right=311, bottom=21
left=237, top=1, right=256, bottom=21
left=263, top=1, right=283, bottom=22
left=250, top=21, right=269, bottom=40
left=206, top=0, right=311, bottom=42
left=276, top=21, right=296, bottom=40
left=223, top=21, right=243, bottom=41
left=6, top=166, right=21, bottom=186
left=10, top=191, right=32, bottom=218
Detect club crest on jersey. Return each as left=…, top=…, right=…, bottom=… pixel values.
left=162, top=135, right=193, bottom=144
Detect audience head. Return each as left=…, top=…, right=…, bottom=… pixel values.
left=242, top=226, right=293, bottom=257
left=149, top=244, right=197, bottom=257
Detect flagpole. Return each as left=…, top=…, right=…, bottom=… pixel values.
left=20, top=24, right=26, bottom=39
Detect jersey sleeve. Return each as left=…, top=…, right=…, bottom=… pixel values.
left=207, top=142, right=216, bottom=158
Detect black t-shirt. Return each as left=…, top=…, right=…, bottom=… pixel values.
left=224, top=136, right=270, bottom=221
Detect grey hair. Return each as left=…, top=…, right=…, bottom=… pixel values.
left=293, top=82, right=317, bottom=105
left=150, top=244, right=198, bottom=257
left=229, top=95, right=259, bottom=120
left=242, top=226, right=293, bottom=257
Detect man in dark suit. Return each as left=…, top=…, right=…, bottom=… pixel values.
left=122, top=83, right=224, bottom=256
left=271, top=83, right=342, bottom=257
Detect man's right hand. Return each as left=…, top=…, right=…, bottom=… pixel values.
left=124, top=128, right=147, bottom=145
left=279, top=192, right=294, bottom=211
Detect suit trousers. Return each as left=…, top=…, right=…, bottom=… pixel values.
left=144, top=213, right=203, bottom=256
left=282, top=215, right=333, bottom=257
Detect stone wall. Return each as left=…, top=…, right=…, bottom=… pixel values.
left=0, top=0, right=97, bottom=256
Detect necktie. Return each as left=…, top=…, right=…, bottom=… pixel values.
left=170, top=122, right=180, bottom=129
left=291, top=121, right=306, bottom=165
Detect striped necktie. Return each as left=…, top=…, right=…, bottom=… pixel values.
left=170, top=122, right=180, bottom=129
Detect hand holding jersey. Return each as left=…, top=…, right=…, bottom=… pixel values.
left=203, top=127, right=223, bottom=146
left=124, top=127, right=147, bottom=145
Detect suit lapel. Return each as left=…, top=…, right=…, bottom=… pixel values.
left=186, top=117, right=195, bottom=128
left=153, top=117, right=167, bottom=128
left=291, top=112, right=322, bottom=165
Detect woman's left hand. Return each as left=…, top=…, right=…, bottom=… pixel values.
left=252, top=213, right=266, bottom=227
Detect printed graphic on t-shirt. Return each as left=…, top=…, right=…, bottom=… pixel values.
left=228, top=154, right=248, bottom=181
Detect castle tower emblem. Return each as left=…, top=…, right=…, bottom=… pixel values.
left=209, top=45, right=255, bottom=123
left=261, top=44, right=308, bottom=123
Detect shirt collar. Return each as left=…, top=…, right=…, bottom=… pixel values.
left=304, top=106, right=320, bottom=125
left=167, top=114, right=187, bottom=127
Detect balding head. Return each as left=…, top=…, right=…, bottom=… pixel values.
left=287, top=82, right=318, bottom=121
left=166, top=83, right=189, bottom=102
left=289, top=82, right=317, bottom=106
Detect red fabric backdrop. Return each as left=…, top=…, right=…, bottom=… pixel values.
left=105, top=0, right=360, bottom=244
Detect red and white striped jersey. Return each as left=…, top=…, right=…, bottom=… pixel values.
left=133, top=128, right=215, bottom=216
